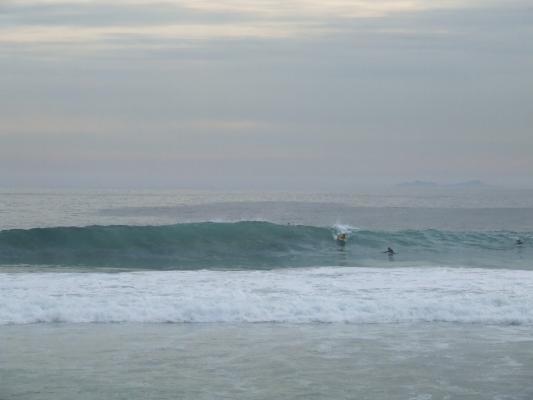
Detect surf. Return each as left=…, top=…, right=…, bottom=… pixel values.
left=0, top=221, right=529, bottom=269
left=2, top=267, right=533, bottom=325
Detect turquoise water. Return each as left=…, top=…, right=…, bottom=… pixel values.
left=0, top=222, right=531, bottom=269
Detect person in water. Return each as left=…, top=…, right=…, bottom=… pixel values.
left=516, top=239, right=523, bottom=246
left=384, top=247, right=395, bottom=255
left=337, top=233, right=347, bottom=242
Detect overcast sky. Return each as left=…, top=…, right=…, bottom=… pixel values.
left=1, top=0, right=532, bottom=189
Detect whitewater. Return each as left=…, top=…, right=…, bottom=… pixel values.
left=2, top=267, right=533, bottom=325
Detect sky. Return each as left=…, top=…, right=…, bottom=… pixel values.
left=1, top=0, right=532, bottom=190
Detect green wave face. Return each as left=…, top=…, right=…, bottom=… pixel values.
left=0, top=222, right=530, bottom=269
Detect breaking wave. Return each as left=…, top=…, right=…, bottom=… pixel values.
left=0, top=221, right=529, bottom=269
left=1, top=267, right=532, bottom=325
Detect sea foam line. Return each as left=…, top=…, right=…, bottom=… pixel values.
left=1, top=267, right=533, bottom=325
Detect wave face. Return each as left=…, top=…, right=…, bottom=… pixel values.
left=0, top=222, right=530, bottom=269
left=1, top=267, right=533, bottom=325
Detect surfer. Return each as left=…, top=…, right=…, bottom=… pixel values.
left=384, top=247, right=395, bottom=255
left=336, top=233, right=347, bottom=243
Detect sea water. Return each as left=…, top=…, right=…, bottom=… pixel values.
left=1, top=187, right=533, bottom=399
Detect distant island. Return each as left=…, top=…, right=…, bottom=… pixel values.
left=397, top=180, right=488, bottom=188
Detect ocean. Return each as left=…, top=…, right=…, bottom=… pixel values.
left=1, top=187, right=533, bottom=399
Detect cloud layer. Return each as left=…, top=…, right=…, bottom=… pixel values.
left=1, top=0, right=532, bottom=188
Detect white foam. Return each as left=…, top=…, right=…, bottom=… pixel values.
left=333, top=223, right=359, bottom=235
left=1, top=267, right=533, bottom=325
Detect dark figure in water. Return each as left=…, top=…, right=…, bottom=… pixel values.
left=336, top=233, right=347, bottom=245
left=384, top=247, right=396, bottom=255
left=337, top=233, right=347, bottom=241
left=516, top=239, right=523, bottom=246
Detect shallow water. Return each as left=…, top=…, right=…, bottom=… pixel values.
left=2, top=323, right=532, bottom=400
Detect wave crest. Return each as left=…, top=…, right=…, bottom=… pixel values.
left=0, top=221, right=529, bottom=268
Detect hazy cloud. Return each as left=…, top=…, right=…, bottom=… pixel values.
left=1, top=0, right=532, bottom=188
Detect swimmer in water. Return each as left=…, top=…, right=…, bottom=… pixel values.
left=384, top=247, right=395, bottom=255
left=516, top=239, right=523, bottom=246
